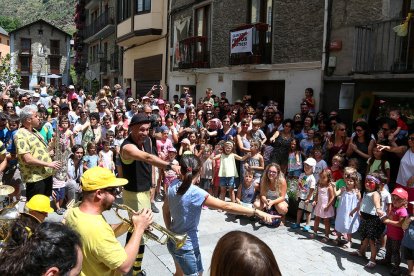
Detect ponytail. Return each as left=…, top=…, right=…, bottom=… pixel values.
left=177, top=155, right=201, bottom=195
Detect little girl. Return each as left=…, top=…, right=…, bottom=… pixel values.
left=99, top=140, right=115, bottom=173
left=312, top=146, right=327, bottom=183
left=380, top=187, right=408, bottom=274
left=213, top=141, right=250, bottom=203
left=163, top=147, right=179, bottom=192
left=244, top=140, right=264, bottom=184
left=334, top=167, right=360, bottom=249
left=200, top=144, right=214, bottom=198
left=330, top=154, right=344, bottom=181
left=350, top=174, right=385, bottom=268
left=291, top=158, right=316, bottom=232
left=287, top=139, right=302, bottom=179
left=212, top=142, right=223, bottom=197
left=114, top=125, right=125, bottom=176
left=311, top=169, right=335, bottom=242
left=83, top=142, right=99, bottom=170
left=367, top=145, right=390, bottom=187
left=303, top=88, right=315, bottom=112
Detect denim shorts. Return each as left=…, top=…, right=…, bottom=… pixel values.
left=219, top=177, right=235, bottom=188
left=53, top=187, right=65, bottom=201
left=167, top=242, right=203, bottom=276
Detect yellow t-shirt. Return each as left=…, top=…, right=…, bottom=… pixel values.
left=65, top=207, right=127, bottom=276
left=15, top=128, right=53, bottom=182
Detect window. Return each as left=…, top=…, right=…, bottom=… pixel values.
left=21, top=38, right=31, bottom=53
left=195, top=5, right=210, bottom=37
left=6, top=40, right=9, bottom=46
left=117, top=0, right=131, bottom=22
left=19, top=56, right=30, bottom=72
left=0, top=37, right=2, bottom=43
left=249, top=0, right=272, bottom=24
left=136, top=0, right=151, bottom=14
left=50, top=40, right=60, bottom=55
left=49, top=57, right=61, bottom=73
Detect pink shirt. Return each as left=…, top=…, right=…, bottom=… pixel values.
left=156, top=138, right=173, bottom=160
left=387, top=207, right=408, bottom=240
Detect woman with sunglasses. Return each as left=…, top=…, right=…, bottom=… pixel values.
left=113, top=108, right=128, bottom=129
left=217, top=115, right=237, bottom=142
left=346, top=121, right=375, bottom=185
left=73, top=108, right=90, bottom=145
left=326, top=123, right=350, bottom=165
left=269, top=119, right=294, bottom=174
left=3, top=102, right=15, bottom=116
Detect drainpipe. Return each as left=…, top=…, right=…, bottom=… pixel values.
left=320, top=0, right=333, bottom=111
left=164, top=0, right=171, bottom=100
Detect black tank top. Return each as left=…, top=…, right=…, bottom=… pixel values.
left=120, top=136, right=154, bottom=192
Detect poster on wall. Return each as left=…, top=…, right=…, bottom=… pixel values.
left=230, top=28, right=253, bottom=54
left=173, top=17, right=191, bottom=68
left=339, top=83, right=355, bottom=110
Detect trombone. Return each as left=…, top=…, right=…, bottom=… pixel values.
left=112, top=203, right=187, bottom=249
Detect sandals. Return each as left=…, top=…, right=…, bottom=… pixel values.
left=376, top=247, right=386, bottom=258
left=341, top=242, right=352, bottom=249
left=321, top=236, right=329, bottom=243
left=349, top=250, right=365, bottom=257
left=365, top=261, right=376, bottom=268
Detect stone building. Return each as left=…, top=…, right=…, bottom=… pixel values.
left=9, top=19, right=71, bottom=90
left=0, top=26, right=10, bottom=58
left=168, top=0, right=325, bottom=118
left=323, top=0, right=414, bottom=126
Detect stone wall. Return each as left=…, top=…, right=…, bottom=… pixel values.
left=272, top=0, right=325, bottom=63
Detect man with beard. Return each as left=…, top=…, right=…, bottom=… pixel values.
left=65, top=166, right=153, bottom=276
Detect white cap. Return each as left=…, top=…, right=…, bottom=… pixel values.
left=151, top=105, right=159, bottom=111
left=68, top=85, right=75, bottom=89
left=304, top=157, right=317, bottom=168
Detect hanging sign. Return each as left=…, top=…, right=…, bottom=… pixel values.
left=230, top=28, right=253, bottom=54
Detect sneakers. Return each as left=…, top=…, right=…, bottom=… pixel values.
left=151, top=202, right=160, bottom=213
left=302, top=225, right=311, bottom=232
left=56, top=208, right=66, bottom=215
left=290, top=223, right=300, bottom=229
left=155, top=194, right=163, bottom=202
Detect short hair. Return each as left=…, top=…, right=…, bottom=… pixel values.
left=252, top=119, right=262, bottom=126
left=244, top=168, right=254, bottom=176
left=106, top=130, right=115, bottom=137
left=332, top=154, right=345, bottom=167
left=0, top=221, right=81, bottom=275
left=8, top=114, right=20, bottom=124
left=102, top=139, right=110, bottom=146
left=89, top=112, right=100, bottom=121
left=210, top=231, right=281, bottom=276
left=20, top=105, right=38, bottom=124
left=206, top=88, right=213, bottom=93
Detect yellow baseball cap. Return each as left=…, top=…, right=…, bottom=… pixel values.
left=26, top=194, right=54, bottom=213
left=81, top=167, right=128, bottom=191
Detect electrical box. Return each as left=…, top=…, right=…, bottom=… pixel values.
left=328, top=56, right=337, bottom=68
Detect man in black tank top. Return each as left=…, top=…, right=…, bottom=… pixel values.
left=120, top=113, right=179, bottom=275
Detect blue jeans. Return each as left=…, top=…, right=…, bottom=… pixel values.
left=219, top=177, right=235, bottom=188
left=167, top=242, right=203, bottom=276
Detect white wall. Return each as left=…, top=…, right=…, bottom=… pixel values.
left=168, top=63, right=322, bottom=118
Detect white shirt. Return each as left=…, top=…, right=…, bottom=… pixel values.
left=396, top=149, right=414, bottom=187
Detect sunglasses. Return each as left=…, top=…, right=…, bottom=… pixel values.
left=338, top=128, right=345, bottom=131
left=104, top=187, right=121, bottom=196
left=268, top=170, right=278, bottom=174
left=408, top=137, right=414, bottom=141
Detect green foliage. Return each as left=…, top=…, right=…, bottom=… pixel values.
left=0, top=54, right=21, bottom=88
left=0, top=16, right=21, bottom=33
left=0, top=0, right=76, bottom=33
left=69, top=64, right=77, bottom=85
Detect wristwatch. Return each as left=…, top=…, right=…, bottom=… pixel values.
left=166, top=162, right=173, bottom=171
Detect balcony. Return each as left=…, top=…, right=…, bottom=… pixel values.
left=83, top=8, right=115, bottom=41
left=354, top=18, right=414, bottom=73
left=229, top=23, right=271, bottom=65
left=20, top=48, right=31, bottom=55
left=178, top=36, right=209, bottom=69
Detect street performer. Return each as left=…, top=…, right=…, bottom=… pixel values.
left=15, top=105, right=61, bottom=200
left=120, top=112, right=180, bottom=275
left=65, top=166, right=153, bottom=276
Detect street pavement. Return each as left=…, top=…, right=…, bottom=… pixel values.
left=35, top=199, right=403, bottom=276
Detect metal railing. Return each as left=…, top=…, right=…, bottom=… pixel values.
left=178, top=36, right=209, bottom=69
left=229, top=23, right=271, bottom=65
left=353, top=18, right=414, bottom=73
left=84, top=8, right=115, bottom=39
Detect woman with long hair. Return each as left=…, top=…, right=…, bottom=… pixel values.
left=73, top=107, right=90, bottom=146
left=346, top=121, right=375, bottom=183
left=66, top=144, right=85, bottom=204
left=113, top=107, right=128, bottom=129
left=326, top=122, right=350, bottom=165
left=269, top=119, right=295, bottom=173
left=254, top=163, right=289, bottom=215
left=163, top=155, right=277, bottom=276
left=217, top=115, right=237, bottom=142
left=179, top=107, right=203, bottom=138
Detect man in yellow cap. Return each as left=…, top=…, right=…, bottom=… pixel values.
left=65, top=167, right=153, bottom=276
left=25, top=194, right=54, bottom=222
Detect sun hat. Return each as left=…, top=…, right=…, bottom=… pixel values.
left=81, top=167, right=128, bottom=191
left=181, top=138, right=190, bottom=145
left=168, top=147, right=177, bottom=152
left=26, top=194, right=54, bottom=213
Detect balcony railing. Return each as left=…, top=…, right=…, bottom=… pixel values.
left=84, top=8, right=114, bottom=38
left=20, top=48, right=31, bottom=55
left=229, top=23, right=271, bottom=65
left=178, top=36, right=209, bottom=69
left=354, top=18, right=414, bottom=73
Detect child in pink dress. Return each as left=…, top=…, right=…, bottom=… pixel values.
left=311, top=169, right=335, bottom=242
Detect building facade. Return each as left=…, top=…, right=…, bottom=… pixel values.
left=323, top=0, right=414, bottom=126
left=116, top=0, right=168, bottom=97
left=74, top=0, right=121, bottom=92
left=0, top=26, right=10, bottom=58
left=168, top=0, right=325, bottom=118
left=9, top=20, right=71, bottom=90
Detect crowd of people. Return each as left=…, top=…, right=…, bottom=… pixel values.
left=0, top=81, right=413, bottom=275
